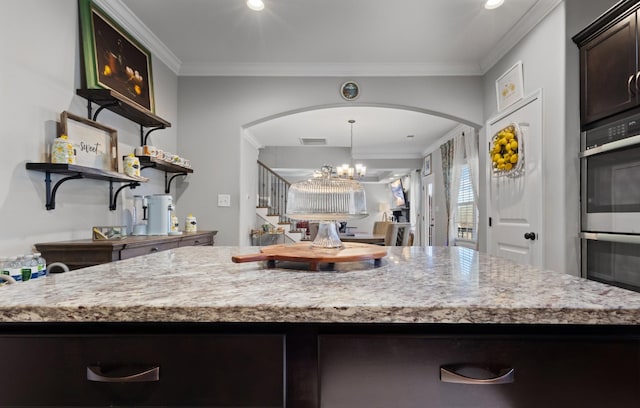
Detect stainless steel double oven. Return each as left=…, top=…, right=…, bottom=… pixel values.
left=580, top=113, right=640, bottom=292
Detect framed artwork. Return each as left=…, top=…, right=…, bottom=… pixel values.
left=59, top=111, right=118, bottom=172
left=423, top=153, right=432, bottom=176
left=340, top=81, right=360, bottom=100
left=78, top=0, right=155, bottom=112
left=495, top=61, right=524, bottom=112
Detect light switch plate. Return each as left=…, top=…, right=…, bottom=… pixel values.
left=217, top=194, right=231, bottom=207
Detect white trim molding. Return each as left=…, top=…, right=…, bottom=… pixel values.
left=93, top=0, right=182, bottom=74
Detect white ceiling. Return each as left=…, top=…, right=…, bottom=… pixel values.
left=106, top=0, right=560, bottom=179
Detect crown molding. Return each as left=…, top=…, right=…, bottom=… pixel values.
left=93, top=0, right=182, bottom=74
left=179, top=62, right=483, bottom=77
left=93, top=0, right=561, bottom=78
left=479, top=0, right=564, bottom=73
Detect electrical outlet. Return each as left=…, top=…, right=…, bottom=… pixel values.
left=217, top=194, right=231, bottom=207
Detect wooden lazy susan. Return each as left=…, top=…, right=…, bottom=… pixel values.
left=231, top=242, right=387, bottom=271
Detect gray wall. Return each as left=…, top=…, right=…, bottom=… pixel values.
left=479, top=0, right=618, bottom=276
left=0, top=0, right=178, bottom=256
left=177, top=76, right=484, bottom=245
left=1, top=0, right=621, bottom=276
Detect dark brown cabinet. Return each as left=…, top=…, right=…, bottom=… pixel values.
left=35, top=231, right=216, bottom=270
left=0, top=325, right=637, bottom=407
left=574, top=0, right=640, bottom=127
left=0, top=333, right=284, bottom=407
left=318, top=335, right=640, bottom=408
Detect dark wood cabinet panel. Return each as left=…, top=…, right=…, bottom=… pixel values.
left=179, top=233, right=214, bottom=247
left=580, top=12, right=638, bottom=125
left=119, top=240, right=180, bottom=259
left=573, top=1, right=640, bottom=128
left=0, top=334, right=284, bottom=407
left=318, top=335, right=640, bottom=408
left=35, top=231, right=216, bottom=270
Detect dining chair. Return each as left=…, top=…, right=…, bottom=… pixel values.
left=308, top=222, right=319, bottom=240
left=384, top=222, right=411, bottom=246
left=373, top=221, right=392, bottom=235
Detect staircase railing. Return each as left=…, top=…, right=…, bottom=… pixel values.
left=257, top=160, right=292, bottom=226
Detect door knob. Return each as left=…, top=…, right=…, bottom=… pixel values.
left=524, top=232, right=536, bottom=240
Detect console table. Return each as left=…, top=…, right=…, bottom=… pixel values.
left=34, top=230, right=216, bottom=270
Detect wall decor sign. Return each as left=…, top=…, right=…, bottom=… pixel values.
left=422, top=153, right=432, bottom=176
left=59, top=111, right=118, bottom=172
left=340, top=81, right=360, bottom=100
left=78, top=0, right=155, bottom=112
left=495, top=61, right=524, bottom=112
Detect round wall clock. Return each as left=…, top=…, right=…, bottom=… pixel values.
left=340, top=81, right=360, bottom=101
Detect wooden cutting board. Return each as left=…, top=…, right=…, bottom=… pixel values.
left=232, top=242, right=387, bottom=271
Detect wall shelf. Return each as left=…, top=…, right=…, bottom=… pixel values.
left=136, top=155, right=193, bottom=194
left=77, top=88, right=171, bottom=146
left=77, top=89, right=171, bottom=128
left=26, top=163, right=147, bottom=210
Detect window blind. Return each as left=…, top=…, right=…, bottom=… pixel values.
left=456, top=165, right=477, bottom=241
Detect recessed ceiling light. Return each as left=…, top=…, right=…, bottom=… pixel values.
left=246, top=0, right=264, bottom=11
left=485, top=0, right=504, bottom=10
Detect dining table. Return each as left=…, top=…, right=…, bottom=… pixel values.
left=339, top=233, right=385, bottom=245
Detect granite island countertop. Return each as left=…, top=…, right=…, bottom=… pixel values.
left=2, top=245, right=640, bottom=325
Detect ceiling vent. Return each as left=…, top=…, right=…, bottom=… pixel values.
left=299, top=138, right=327, bottom=146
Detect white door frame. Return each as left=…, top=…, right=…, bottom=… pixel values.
left=484, top=89, right=544, bottom=267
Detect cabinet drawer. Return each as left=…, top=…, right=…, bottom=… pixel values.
left=120, top=241, right=179, bottom=259
left=0, top=334, right=284, bottom=407
left=180, top=234, right=213, bottom=247
left=319, top=335, right=640, bottom=408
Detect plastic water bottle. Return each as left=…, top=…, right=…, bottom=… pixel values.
left=0, top=256, right=8, bottom=278
left=33, top=252, right=47, bottom=277
left=7, top=256, right=22, bottom=282
left=21, top=254, right=38, bottom=281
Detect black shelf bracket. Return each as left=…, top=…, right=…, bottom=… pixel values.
left=141, top=125, right=165, bottom=146
left=44, top=172, right=83, bottom=210
left=165, top=172, right=188, bottom=194
left=86, top=99, right=119, bottom=122
left=109, top=181, right=141, bottom=211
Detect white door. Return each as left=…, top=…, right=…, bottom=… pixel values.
left=422, top=175, right=434, bottom=246
left=486, top=91, right=543, bottom=268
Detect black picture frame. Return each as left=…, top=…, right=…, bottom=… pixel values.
left=78, top=0, right=155, bottom=112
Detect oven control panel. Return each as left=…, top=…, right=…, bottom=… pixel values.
left=584, top=114, right=640, bottom=150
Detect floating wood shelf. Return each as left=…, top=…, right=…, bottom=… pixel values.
left=137, top=155, right=194, bottom=174
left=77, top=88, right=171, bottom=128
left=135, top=155, right=193, bottom=193
left=26, top=163, right=147, bottom=210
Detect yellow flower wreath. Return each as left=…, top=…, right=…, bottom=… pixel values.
left=490, top=124, right=520, bottom=174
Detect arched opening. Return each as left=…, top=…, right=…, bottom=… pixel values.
left=239, top=103, right=481, bottom=247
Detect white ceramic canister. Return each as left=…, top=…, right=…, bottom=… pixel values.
left=185, top=214, right=197, bottom=232
left=135, top=145, right=157, bottom=157
left=51, top=135, right=75, bottom=164
left=123, top=154, right=141, bottom=177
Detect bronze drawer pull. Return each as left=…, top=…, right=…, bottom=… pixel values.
left=150, top=247, right=159, bottom=252
left=440, top=365, right=514, bottom=385
left=87, top=365, right=160, bottom=383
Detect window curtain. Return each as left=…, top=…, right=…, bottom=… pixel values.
left=448, top=134, right=466, bottom=245
left=462, top=128, right=480, bottom=249
left=439, top=140, right=454, bottom=245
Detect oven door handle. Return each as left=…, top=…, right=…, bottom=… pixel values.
left=581, top=232, right=640, bottom=244
left=580, top=133, right=640, bottom=158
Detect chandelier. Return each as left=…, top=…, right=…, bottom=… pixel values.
left=336, top=119, right=366, bottom=179
left=287, top=165, right=368, bottom=248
